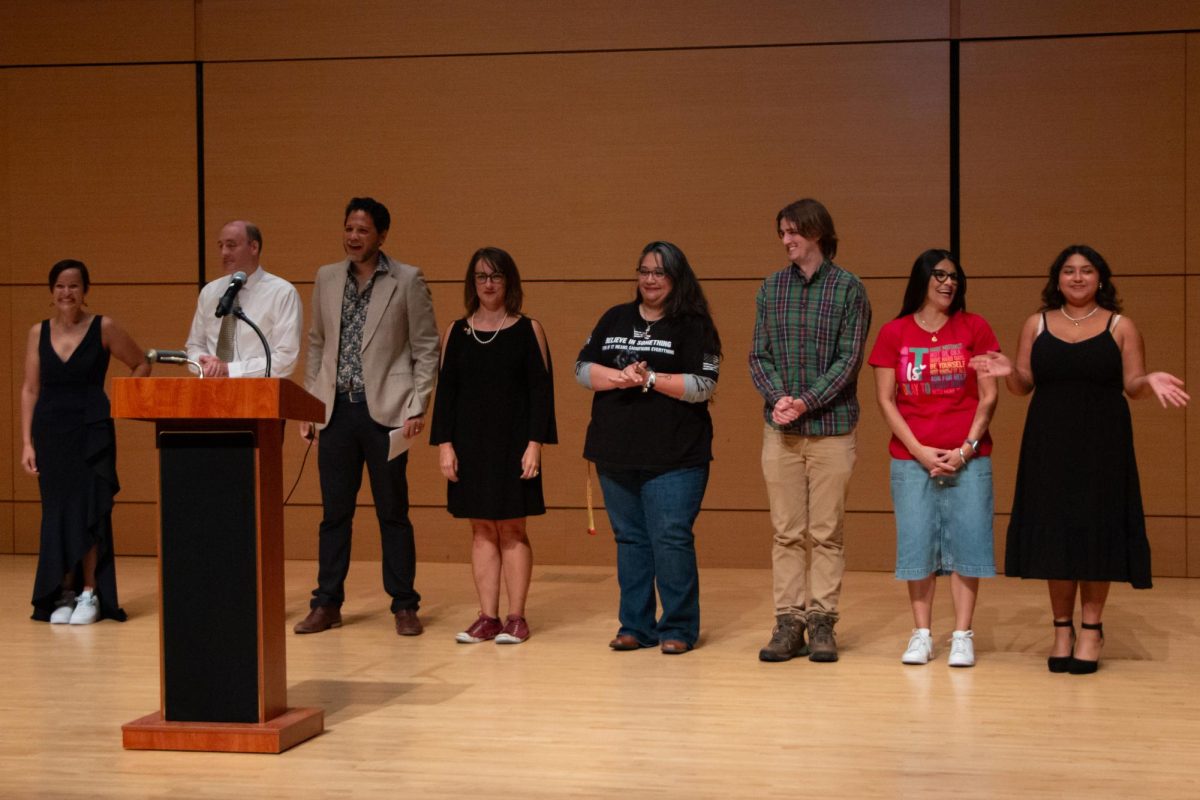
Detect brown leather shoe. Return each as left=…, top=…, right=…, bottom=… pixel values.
left=394, top=608, right=424, bottom=636
left=660, top=639, right=692, bottom=655
left=609, top=633, right=654, bottom=651
left=294, top=605, right=342, bottom=634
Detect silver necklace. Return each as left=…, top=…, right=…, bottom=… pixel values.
left=635, top=305, right=662, bottom=339
left=467, top=312, right=510, bottom=344
left=1060, top=305, right=1099, bottom=326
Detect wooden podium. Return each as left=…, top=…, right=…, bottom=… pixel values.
left=112, top=377, right=325, bottom=754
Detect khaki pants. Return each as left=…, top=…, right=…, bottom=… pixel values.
left=761, top=425, right=857, bottom=621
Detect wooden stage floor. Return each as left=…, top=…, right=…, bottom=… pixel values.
left=1, top=554, right=1198, bottom=799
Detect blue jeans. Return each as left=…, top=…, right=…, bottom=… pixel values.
left=597, top=464, right=709, bottom=647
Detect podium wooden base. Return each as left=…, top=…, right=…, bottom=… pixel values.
left=122, top=707, right=324, bottom=754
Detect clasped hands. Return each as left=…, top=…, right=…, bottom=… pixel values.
left=918, top=444, right=972, bottom=478
left=197, top=355, right=230, bottom=377
left=771, top=396, right=809, bottom=426
left=610, top=361, right=652, bottom=390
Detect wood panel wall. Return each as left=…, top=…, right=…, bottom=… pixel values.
left=3, top=2, right=1198, bottom=577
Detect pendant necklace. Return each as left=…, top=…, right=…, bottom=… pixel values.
left=635, top=305, right=661, bottom=340
left=467, top=312, right=510, bottom=344
left=1060, top=305, right=1099, bottom=326
left=914, top=313, right=946, bottom=343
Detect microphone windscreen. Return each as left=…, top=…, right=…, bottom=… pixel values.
left=147, top=349, right=189, bottom=362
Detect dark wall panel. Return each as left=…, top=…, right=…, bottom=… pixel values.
left=0, top=0, right=195, bottom=66
left=200, top=43, right=949, bottom=286
left=197, top=0, right=949, bottom=62
left=0, top=66, right=199, bottom=285
left=960, top=35, right=1185, bottom=278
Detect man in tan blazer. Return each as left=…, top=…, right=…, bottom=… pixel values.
left=294, top=197, right=439, bottom=636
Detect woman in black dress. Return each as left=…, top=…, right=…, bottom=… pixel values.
left=972, top=245, right=1188, bottom=673
left=430, top=247, right=556, bottom=645
left=21, top=259, right=150, bottom=624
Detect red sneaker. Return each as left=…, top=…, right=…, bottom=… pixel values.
left=455, top=613, right=503, bottom=643
left=496, top=615, right=530, bottom=644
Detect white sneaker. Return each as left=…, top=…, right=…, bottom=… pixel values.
left=948, top=629, right=975, bottom=667
left=901, top=628, right=933, bottom=664
left=69, top=590, right=99, bottom=625
left=50, top=591, right=76, bottom=624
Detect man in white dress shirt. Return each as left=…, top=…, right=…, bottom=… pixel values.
left=186, top=220, right=303, bottom=377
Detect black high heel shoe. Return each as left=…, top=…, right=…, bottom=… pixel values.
left=1047, top=618, right=1075, bottom=673
left=1069, top=622, right=1104, bottom=675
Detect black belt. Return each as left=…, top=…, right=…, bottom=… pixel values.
left=337, top=390, right=366, bottom=403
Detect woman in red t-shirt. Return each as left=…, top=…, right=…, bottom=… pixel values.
left=868, top=249, right=1000, bottom=668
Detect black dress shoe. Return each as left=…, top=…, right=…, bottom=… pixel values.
left=1047, top=618, right=1075, bottom=673
left=1069, top=622, right=1104, bottom=674
left=294, top=605, right=342, bottom=634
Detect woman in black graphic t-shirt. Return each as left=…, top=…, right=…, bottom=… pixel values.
left=575, top=241, right=721, bottom=655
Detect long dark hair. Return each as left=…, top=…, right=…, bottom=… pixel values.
left=636, top=241, right=721, bottom=356
left=464, top=246, right=523, bottom=315
left=1040, top=244, right=1121, bottom=312
left=897, top=249, right=967, bottom=318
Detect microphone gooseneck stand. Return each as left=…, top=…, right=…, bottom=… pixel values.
left=146, top=349, right=204, bottom=378
left=233, top=307, right=272, bottom=378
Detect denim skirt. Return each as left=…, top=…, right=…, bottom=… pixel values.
left=890, top=456, right=996, bottom=580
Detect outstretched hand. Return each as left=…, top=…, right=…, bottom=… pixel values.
left=968, top=351, right=1011, bottom=378
left=1146, top=372, right=1190, bottom=408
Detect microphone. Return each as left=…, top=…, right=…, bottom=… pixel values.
left=215, top=271, right=247, bottom=318
left=145, top=349, right=190, bottom=364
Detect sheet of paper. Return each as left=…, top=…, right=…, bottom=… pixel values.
left=388, top=427, right=414, bottom=460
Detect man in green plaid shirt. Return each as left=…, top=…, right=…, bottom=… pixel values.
left=748, top=198, right=871, bottom=664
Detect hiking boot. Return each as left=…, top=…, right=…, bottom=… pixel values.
left=807, top=612, right=839, bottom=662
left=758, top=613, right=808, bottom=662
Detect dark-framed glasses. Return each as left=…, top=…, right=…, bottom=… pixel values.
left=636, top=268, right=666, bottom=279
left=474, top=272, right=505, bottom=284
left=931, top=269, right=959, bottom=284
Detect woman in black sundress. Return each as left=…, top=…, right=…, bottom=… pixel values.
left=430, top=247, right=556, bottom=645
left=21, top=259, right=151, bottom=624
left=971, top=245, right=1188, bottom=674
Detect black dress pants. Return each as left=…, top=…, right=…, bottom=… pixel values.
left=310, top=396, right=420, bottom=613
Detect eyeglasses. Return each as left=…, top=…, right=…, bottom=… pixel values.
left=636, top=268, right=666, bottom=279
left=931, top=269, right=959, bottom=284
left=474, top=272, right=505, bottom=284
